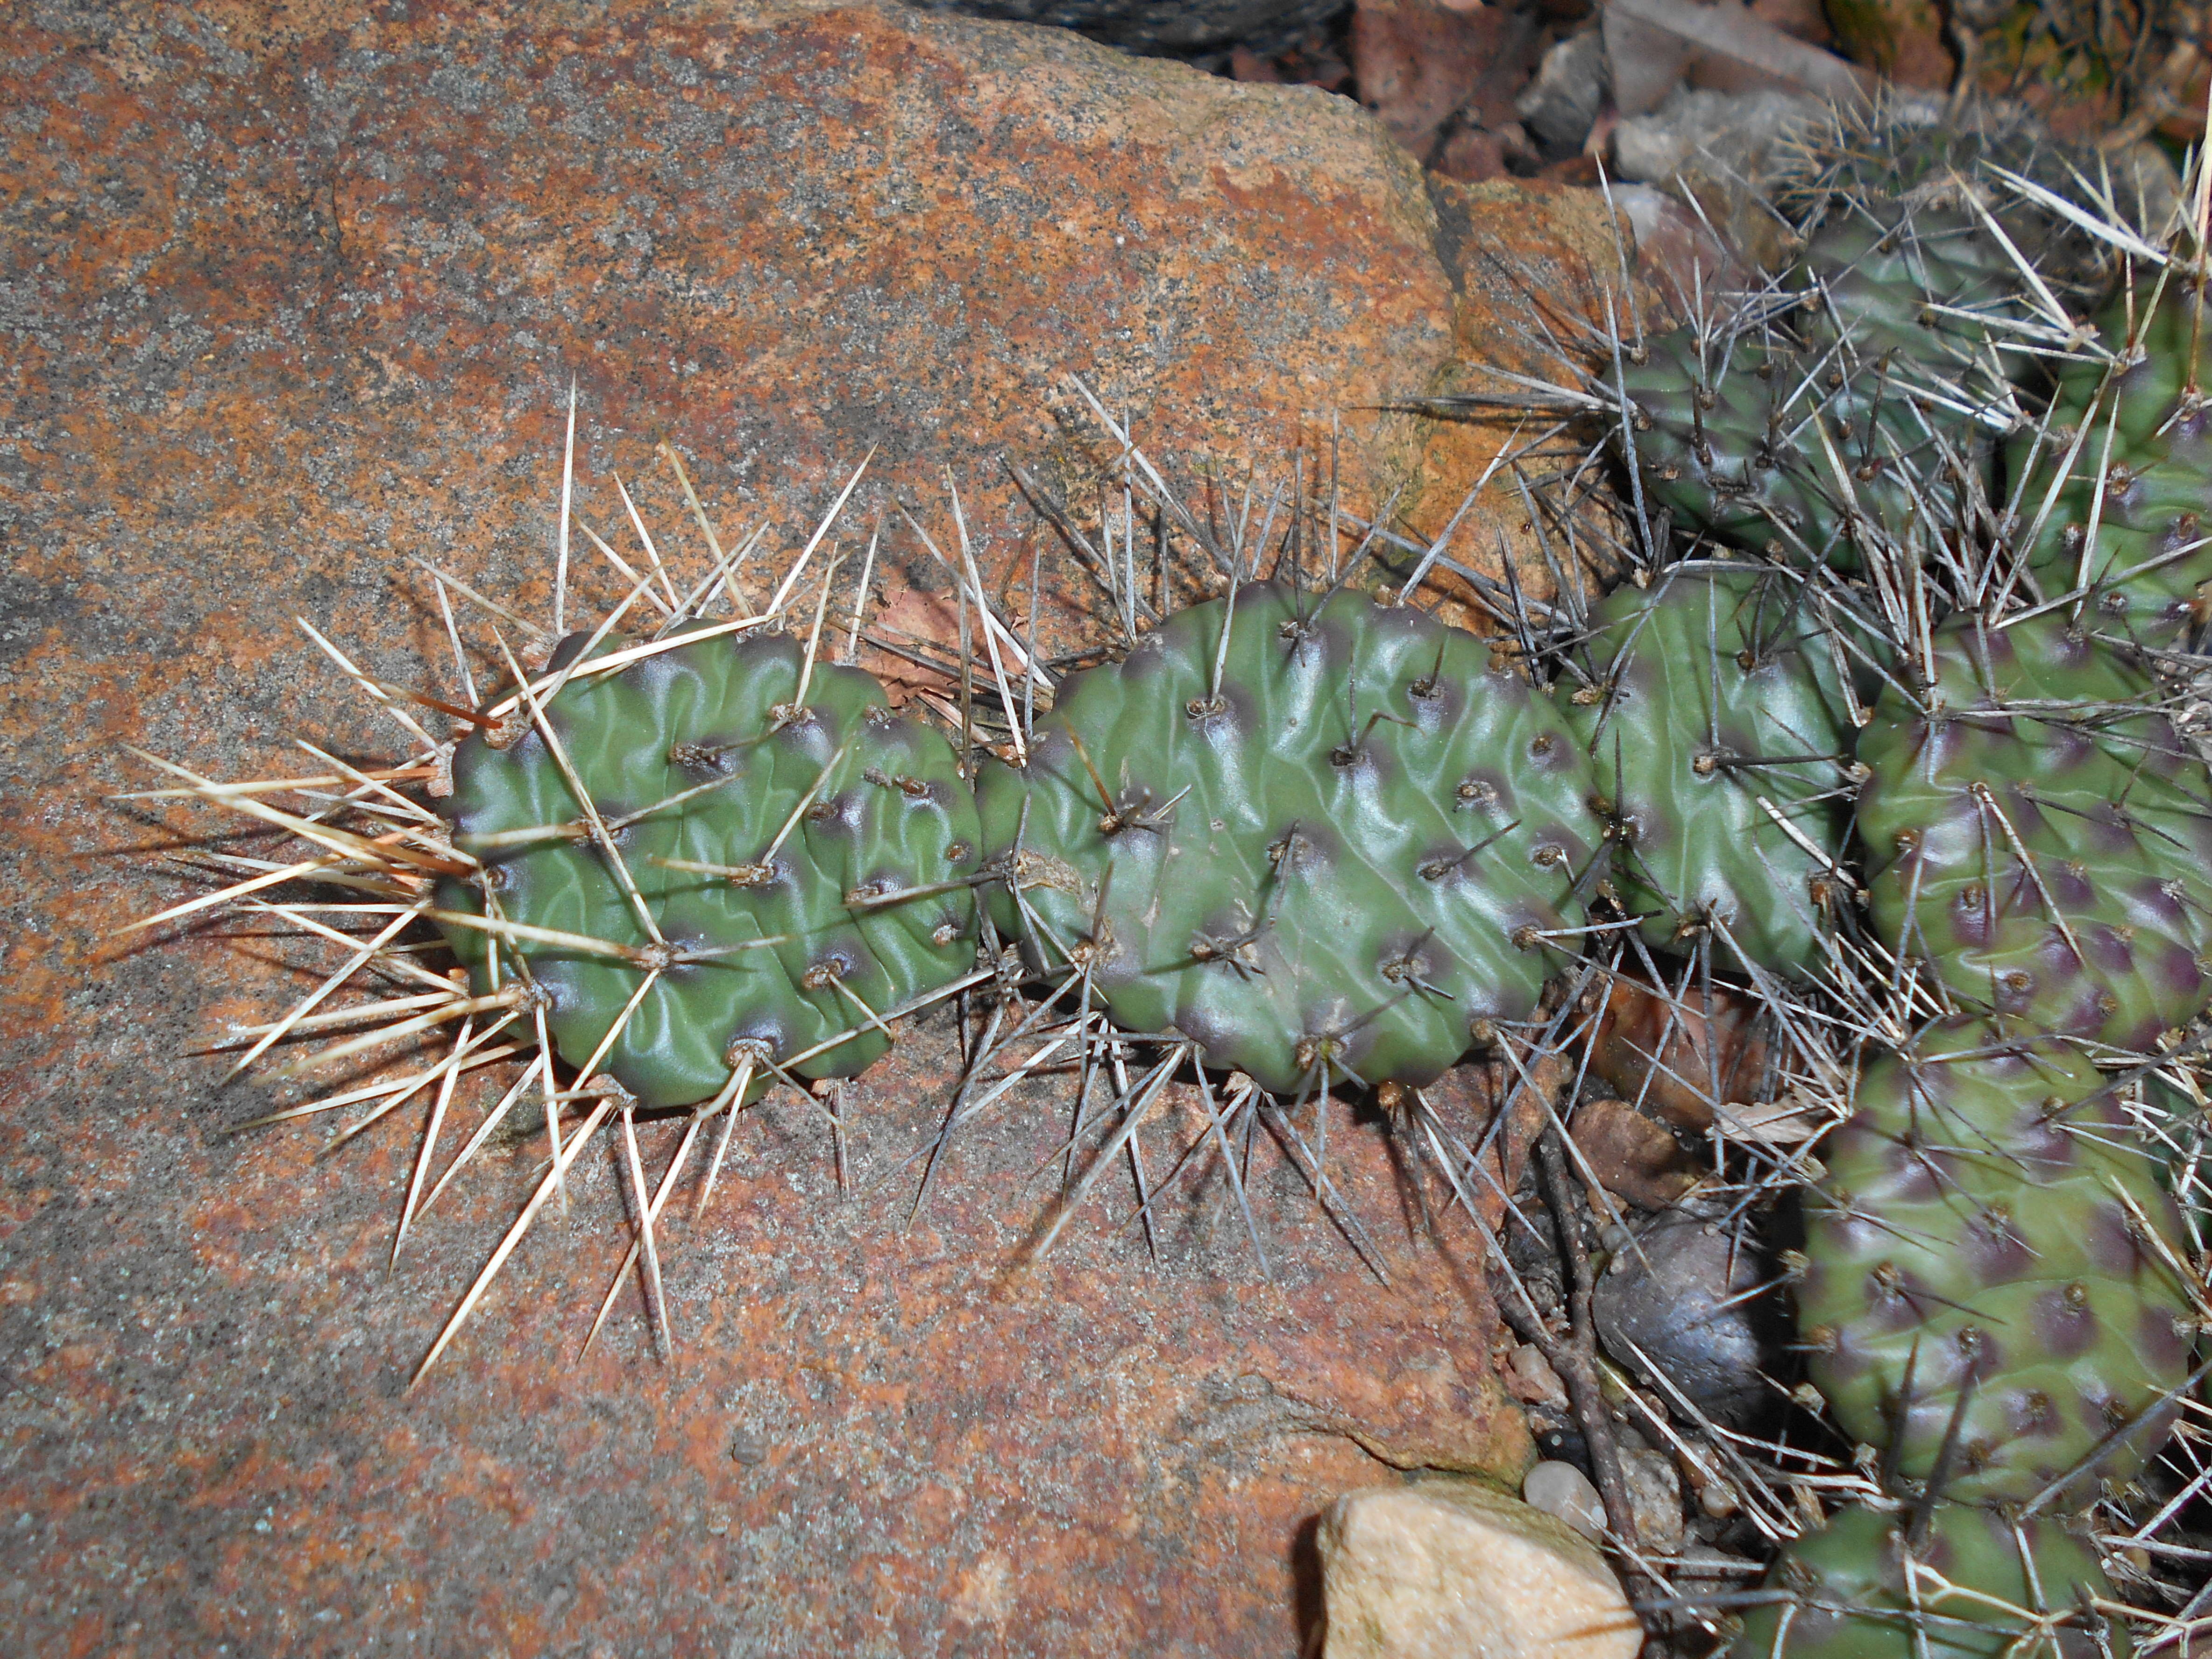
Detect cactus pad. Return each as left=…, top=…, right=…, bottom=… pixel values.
left=1731, top=1504, right=2128, bottom=1658
left=436, top=629, right=982, bottom=1109
left=1556, top=562, right=1868, bottom=976
left=2015, top=281, right=2212, bottom=652
left=1619, top=204, right=2032, bottom=571
left=1855, top=607, right=2212, bottom=1049
left=974, top=582, right=1602, bottom=1093
left=1797, top=1019, right=2195, bottom=1505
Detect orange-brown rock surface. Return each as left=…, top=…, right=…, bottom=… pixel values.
left=0, top=2, right=1620, bottom=1651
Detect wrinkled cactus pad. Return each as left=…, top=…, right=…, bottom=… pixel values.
left=1556, top=562, right=1871, bottom=976
left=436, top=628, right=981, bottom=1108
left=1856, top=608, right=2212, bottom=1049
left=975, top=582, right=1602, bottom=1093
left=1732, top=1503, right=2128, bottom=1658
left=1798, top=1019, right=2195, bottom=1505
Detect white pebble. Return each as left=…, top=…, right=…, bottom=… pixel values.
left=1522, top=1459, right=1608, bottom=1542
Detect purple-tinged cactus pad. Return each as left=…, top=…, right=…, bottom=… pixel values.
left=1856, top=609, right=2212, bottom=1050
left=1798, top=1018, right=2195, bottom=1505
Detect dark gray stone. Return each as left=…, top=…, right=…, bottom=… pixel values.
left=1592, top=1207, right=1783, bottom=1427
left=1517, top=29, right=1608, bottom=155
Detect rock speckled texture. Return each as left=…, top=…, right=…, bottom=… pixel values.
left=0, top=1, right=1613, bottom=1652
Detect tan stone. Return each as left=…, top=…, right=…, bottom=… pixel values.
left=1319, top=1480, right=1645, bottom=1659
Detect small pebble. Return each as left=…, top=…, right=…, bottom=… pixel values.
left=1522, top=1459, right=1607, bottom=1542
left=1505, top=1343, right=1569, bottom=1408
left=1675, top=1443, right=1742, bottom=1518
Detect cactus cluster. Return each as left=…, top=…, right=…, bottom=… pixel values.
left=1582, top=120, right=2212, bottom=1657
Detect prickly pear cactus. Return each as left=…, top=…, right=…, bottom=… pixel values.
left=1854, top=607, right=2212, bottom=1049
left=1797, top=1018, right=2196, bottom=1505
left=1554, top=562, right=1871, bottom=977
left=1732, top=1503, right=2130, bottom=1658
left=2014, top=279, right=2212, bottom=652
left=437, top=629, right=982, bottom=1108
left=974, top=581, right=1602, bottom=1093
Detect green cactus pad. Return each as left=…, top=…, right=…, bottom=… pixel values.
left=2014, top=280, right=2212, bottom=652
left=1620, top=205, right=2033, bottom=572
left=435, top=629, right=982, bottom=1109
left=1855, top=607, right=2212, bottom=1049
left=1798, top=1019, right=2195, bottom=1505
left=1801, top=204, right=2043, bottom=380
left=1555, top=562, right=1871, bottom=977
left=1731, top=1503, right=2128, bottom=1658
left=974, top=582, right=1602, bottom=1094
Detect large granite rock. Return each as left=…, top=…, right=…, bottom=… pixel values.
left=0, top=2, right=1617, bottom=1653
